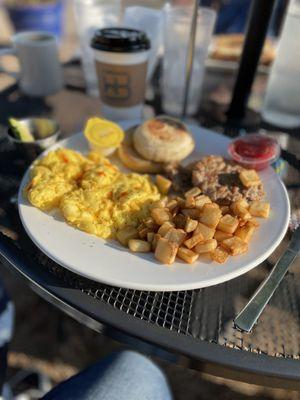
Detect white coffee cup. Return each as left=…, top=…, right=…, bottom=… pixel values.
left=91, top=28, right=150, bottom=121
left=0, top=31, right=64, bottom=97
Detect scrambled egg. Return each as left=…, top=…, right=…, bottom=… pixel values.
left=26, top=149, right=160, bottom=239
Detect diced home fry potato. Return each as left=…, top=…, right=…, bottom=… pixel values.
left=158, top=221, right=174, bottom=236
left=230, top=199, right=249, bottom=217
left=248, top=218, right=260, bottom=227
left=194, top=195, right=212, bottom=209
left=152, top=233, right=161, bottom=251
left=176, top=197, right=186, bottom=207
left=231, top=202, right=245, bottom=214
left=205, top=202, right=219, bottom=209
left=182, top=208, right=200, bottom=219
left=217, top=214, right=239, bottom=234
left=231, top=200, right=251, bottom=219
left=240, top=211, right=252, bottom=221
left=185, top=218, right=198, bottom=233
left=185, top=195, right=196, bottom=208
left=235, top=222, right=255, bottom=243
left=116, top=226, right=139, bottom=246
left=150, top=197, right=168, bottom=210
left=184, top=233, right=204, bottom=249
left=249, top=201, right=270, bottom=218
left=173, top=214, right=187, bottom=229
left=236, top=198, right=249, bottom=209
left=194, top=239, right=217, bottom=254
left=221, top=237, right=248, bottom=256
left=231, top=199, right=248, bottom=211
left=154, top=237, right=178, bottom=264
left=214, top=230, right=233, bottom=242
left=164, top=228, right=187, bottom=245
left=151, top=208, right=172, bottom=225
left=194, top=222, right=215, bottom=240
left=238, top=219, right=248, bottom=227
left=177, top=247, right=199, bottom=264
left=166, top=199, right=178, bottom=211
left=147, top=232, right=155, bottom=243
left=156, top=175, right=172, bottom=195
left=220, top=205, right=230, bottom=215
left=239, top=169, right=261, bottom=188
left=128, top=239, right=151, bottom=253
left=210, top=247, right=230, bottom=264
left=185, top=187, right=201, bottom=198
left=198, top=203, right=222, bottom=228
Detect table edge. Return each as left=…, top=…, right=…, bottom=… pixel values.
left=1, top=233, right=300, bottom=387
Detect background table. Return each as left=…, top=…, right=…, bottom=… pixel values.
left=1, top=58, right=300, bottom=389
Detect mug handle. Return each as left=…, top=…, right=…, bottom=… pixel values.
left=0, top=48, right=19, bottom=78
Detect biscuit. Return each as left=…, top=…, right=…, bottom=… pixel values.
left=133, top=116, right=194, bottom=163
left=118, top=126, right=163, bottom=173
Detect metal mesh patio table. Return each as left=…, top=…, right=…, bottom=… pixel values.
left=0, top=64, right=300, bottom=389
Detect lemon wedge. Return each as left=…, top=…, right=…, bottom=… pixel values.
left=84, top=118, right=124, bottom=156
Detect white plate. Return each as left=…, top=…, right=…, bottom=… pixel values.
left=18, top=123, right=290, bottom=291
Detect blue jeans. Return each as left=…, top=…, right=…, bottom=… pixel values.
left=43, top=350, right=173, bottom=400
left=0, top=280, right=14, bottom=394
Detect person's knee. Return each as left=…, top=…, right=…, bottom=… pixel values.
left=112, top=350, right=163, bottom=375
left=43, top=350, right=172, bottom=400
left=87, top=350, right=171, bottom=397
left=108, top=350, right=172, bottom=399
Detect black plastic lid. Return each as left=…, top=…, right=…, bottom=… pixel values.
left=91, top=28, right=151, bottom=53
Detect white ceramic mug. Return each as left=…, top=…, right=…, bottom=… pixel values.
left=0, top=31, right=64, bottom=97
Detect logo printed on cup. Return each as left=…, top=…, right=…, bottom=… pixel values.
left=95, top=61, right=148, bottom=107
left=103, top=70, right=131, bottom=101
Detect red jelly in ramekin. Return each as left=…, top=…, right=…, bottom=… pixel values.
left=228, top=134, right=280, bottom=170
